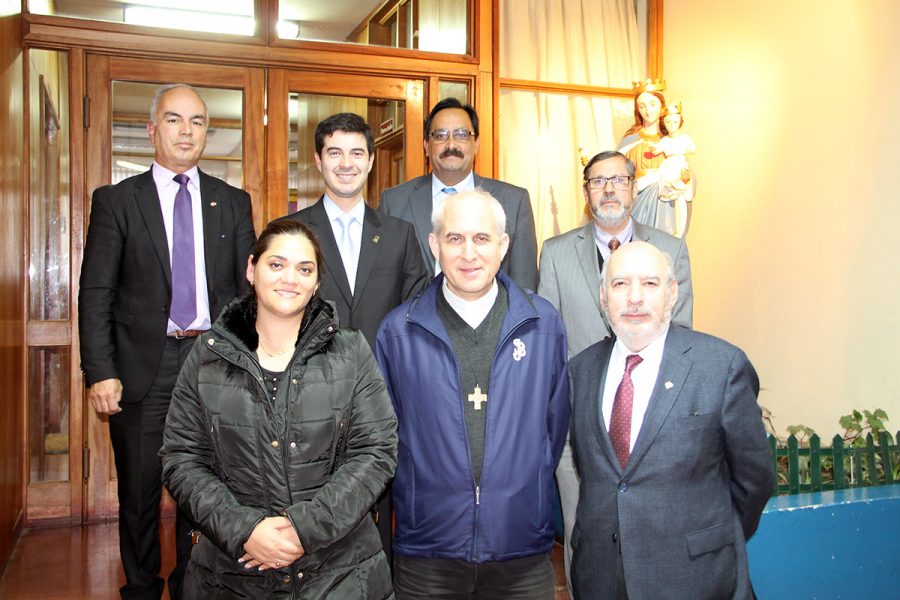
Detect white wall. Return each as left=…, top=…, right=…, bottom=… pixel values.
left=663, top=1, right=900, bottom=436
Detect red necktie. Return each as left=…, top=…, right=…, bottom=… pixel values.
left=608, top=237, right=621, bottom=252
left=609, top=354, right=643, bottom=468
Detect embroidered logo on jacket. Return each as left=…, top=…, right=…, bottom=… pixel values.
left=512, top=338, right=527, bottom=362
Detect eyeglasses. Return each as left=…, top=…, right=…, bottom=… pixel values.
left=584, top=175, right=633, bottom=190
left=428, top=128, right=476, bottom=142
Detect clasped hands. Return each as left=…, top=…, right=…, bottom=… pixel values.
left=240, top=516, right=305, bottom=570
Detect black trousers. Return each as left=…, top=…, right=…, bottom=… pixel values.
left=109, top=336, right=195, bottom=600
left=394, top=553, right=554, bottom=600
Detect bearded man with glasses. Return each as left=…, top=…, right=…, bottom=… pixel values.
left=537, top=149, right=694, bottom=598
left=379, top=97, right=539, bottom=290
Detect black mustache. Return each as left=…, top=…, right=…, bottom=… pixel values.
left=440, top=148, right=465, bottom=159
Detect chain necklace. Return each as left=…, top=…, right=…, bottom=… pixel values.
left=256, top=336, right=293, bottom=358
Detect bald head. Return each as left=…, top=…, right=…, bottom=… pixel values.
left=599, top=241, right=678, bottom=351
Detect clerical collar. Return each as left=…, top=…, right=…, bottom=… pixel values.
left=431, top=171, right=475, bottom=197
left=441, top=278, right=499, bottom=329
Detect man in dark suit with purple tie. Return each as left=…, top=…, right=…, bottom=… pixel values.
left=79, top=83, right=255, bottom=600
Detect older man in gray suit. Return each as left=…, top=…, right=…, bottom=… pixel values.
left=380, top=97, right=538, bottom=290
left=569, top=241, right=772, bottom=599
left=538, top=150, right=693, bottom=594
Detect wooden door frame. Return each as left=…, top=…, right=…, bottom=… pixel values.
left=265, top=69, right=426, bottom=224
left=82, top=54, right=265, bottom=521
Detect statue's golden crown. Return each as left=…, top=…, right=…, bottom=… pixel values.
left=632, top=78, right=667, bottom=95
left=663, top=101, right=683, bottom=115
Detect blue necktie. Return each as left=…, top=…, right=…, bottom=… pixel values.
left=336, top=214, right=358, bottom=294
left=441, top=186, right=457, bottom=195
left=170, top=174, right=196, bottom=329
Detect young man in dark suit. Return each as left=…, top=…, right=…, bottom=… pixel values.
left=275, top=112, right=428, bottom=560
left=79, top=83, right=256, bottom=600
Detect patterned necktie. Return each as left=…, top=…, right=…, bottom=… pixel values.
left=336, top=213, right=358, bottom=294
left=609, top=354, right=643, bottom=468
left=170, top=173, right=196, bottom=329
left=608, top=237, right=621, bottom=252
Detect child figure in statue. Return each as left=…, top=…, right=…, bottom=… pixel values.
left=656, top=102, right=696, bottom=238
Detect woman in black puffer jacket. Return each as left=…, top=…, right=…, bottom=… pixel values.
left=161, top=219, right=396, bottom=599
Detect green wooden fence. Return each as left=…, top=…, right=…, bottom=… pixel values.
left=768, top=431, right=899, bottom=496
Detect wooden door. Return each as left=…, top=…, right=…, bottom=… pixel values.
left=81, top=55, right=265, bottom=521
left=265, top=69, right=426, bottom=222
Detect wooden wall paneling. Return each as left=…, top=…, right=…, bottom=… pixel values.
left=68, top=47, right=86, bottom=523
left=264, top=68, right=289, bottom=225
left=82, top=53, right=113, bottom=521
left=243, top=68, right=266, bottom=236
left=0, top=7, right=26, bottom=570
left=647, top=0, right=664, bottom=78
left=403, top=78, right=426, bottom=182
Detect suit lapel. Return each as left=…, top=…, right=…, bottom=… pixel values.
left=624, top=327, right=693, bottom=476
left=631, top=220, right=652, bottom=243
left=584, top=341, right=623, bottom=471
left=199, top=170, right=222, bottom=299
left=308, top=199, right=353, bottom=306
left=352, top=206, right=384, bottom=307
left=133, top=170, right=172, bottom=286
left=575, top=223, right=603, bottom=311
left=409, top=177, right=434, bottom=276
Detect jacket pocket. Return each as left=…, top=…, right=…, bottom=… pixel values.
left=685, top=521, right=735, bottom=558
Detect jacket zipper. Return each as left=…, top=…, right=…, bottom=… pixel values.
left=409, top=300, right=539, bottom=563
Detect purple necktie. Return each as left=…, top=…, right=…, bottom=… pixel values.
left=170, top=173, right=196, bottom=329
left=609, top=354, right=643, bottom=468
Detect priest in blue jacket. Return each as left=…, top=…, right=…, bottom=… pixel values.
left=375, top=189, right=569, bottom=599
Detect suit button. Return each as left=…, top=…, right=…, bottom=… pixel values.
left=281, top=576, right=290, bottom=584
left=271, top=440, right=279, bottom=448
left=618, top=483, right=628, bottom=492
left=611, top=533, right=618, bottom=543
left=297, top=572, right=304, bottom=580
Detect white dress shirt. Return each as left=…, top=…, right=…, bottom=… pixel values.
left=152, top=162, right=211, bottom=333
left=322, top=195, right=365, bottom=293
left=601, top=326, right=669, bottom=451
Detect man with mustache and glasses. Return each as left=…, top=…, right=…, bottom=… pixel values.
left=276, top=112, right=428, bottom=563
left=379, top=98, right=539, bottom=290
left=568, top=241, right=772, bottom=600
left=537, top=150, right=692, bottom=597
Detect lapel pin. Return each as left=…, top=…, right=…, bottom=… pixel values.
left=665, top=381, right=674, bottom=390
left=209, top=201, right=217, bottom=207
left=372, top=235, right=380, bottom=243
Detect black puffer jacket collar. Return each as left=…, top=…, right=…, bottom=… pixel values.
left=215, top=292, right=338, bottom=363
